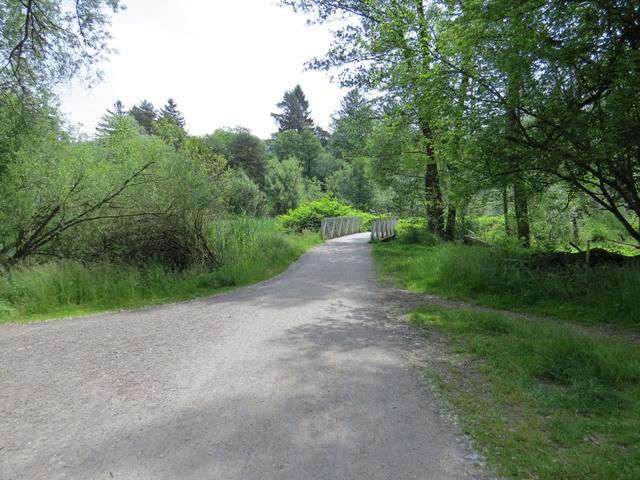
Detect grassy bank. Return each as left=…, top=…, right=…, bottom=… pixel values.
left=0, top=217, right=320, bottom=324
left=373, top=242, right=639, bottom=329
left=410, top=306, right=640, bottom=479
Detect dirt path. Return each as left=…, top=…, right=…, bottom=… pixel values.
left=381, top=289, right=640, bottom=345
left=0, top=233, right=487, bottom=480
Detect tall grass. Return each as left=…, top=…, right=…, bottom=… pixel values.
left=0, top=217, right=320, bottom=323
left=373, top=243, right=640, bottom=328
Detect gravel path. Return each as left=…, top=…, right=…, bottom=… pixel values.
left=1, top=233, right=486, bottom=479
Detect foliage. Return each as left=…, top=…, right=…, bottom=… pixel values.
left=410, top=306, right=640, bottom=480
left=0, top=218, right=320, bottom=323
left=206, top=127, right=268, bottom=187
left=0, top=0, right=122, bottom=102
left=159, top=98, right=185, bottom=128
left=279, top=196, right=375, bottom=233
left=269, top=127, right=336, bottom=179
left=326, top=157, right=375, bottom=211
left=271, top=84, right=315, bottom=133
left=264, top=156, right=305, bottom=215
left=394, top=217, right=440, bottom=245
left=0, top=114, right=228, bottom=269
left=96, top=100, right=126, bottom=136
left=329, top=88, right=376, bottom=161
left=129, top=100, right=157, bottom=135
left=225, top=169, right=268, bottom=217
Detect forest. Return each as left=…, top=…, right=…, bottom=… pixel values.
left=1, top=0, right=638, bottom=323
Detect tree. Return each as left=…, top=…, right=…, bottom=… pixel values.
left=206, top=127, right=268, bottom=187
left=264, top=157, right=305, bottom=215
left=226, top=169, right=268, bottom=216
left=154, top=117, right=187, bottom=150
left=271, top=85, right=315, bottom=133
left=455, top=0, right=640, bottom=244
left=96, top=100, right=126, bottom=136
left=129, top=100, right=157, bottom=135
left=281, top=1, right=457, bottom=238
left=329, top=89, right=376, bottom=161
left=159, top=98, right=185, bottom=128
left=0, top=115, right=155, bottom=266
left=326, top=158, right=375, bottom=211
left=269, top=128, right=326, bottom=179
left=0, top=0, right=122, bottom=103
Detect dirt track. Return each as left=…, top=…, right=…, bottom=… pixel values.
left=0, top=233, right=486, bottom=479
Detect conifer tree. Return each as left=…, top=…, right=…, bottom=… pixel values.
left=96, top=100, right=127, bottom=136
left=129, top=100, right=157, bottom=135
left=271, top=85, right=315, bottom=133
left=159, top=98, right=186, bottom=129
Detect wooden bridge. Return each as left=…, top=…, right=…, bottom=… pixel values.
left=320, top=216, right=397, bottom=241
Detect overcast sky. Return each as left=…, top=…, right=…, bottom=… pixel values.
left=58, top=0, right=344, bottom=139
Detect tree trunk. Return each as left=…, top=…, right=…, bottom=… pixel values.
left=424, top=160, right=446, bottom=238
left=419, top=121, right=446, bottom=238
left=571, top=210, right=580, bottom=243
left=502, top=185, right=512, bottom=236
left=513, top=180, right=531, bottom=247
left=445, top=205, right=456, bottom=241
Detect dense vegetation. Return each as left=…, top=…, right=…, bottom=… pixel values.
left=0, top=1, right=382, bottom=321
left=281, top=0, right=640, bottom=253
left=0, top=218, right=319, bottom=323
left=374, top=240, right=639, bottom=328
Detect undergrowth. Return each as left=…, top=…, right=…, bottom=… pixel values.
left=373, top=242, right=640, bottom=328
left=0, top=217, right=320, bottom=324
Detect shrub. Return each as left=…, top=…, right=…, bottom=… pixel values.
left=0, top=217, right=321, bottom=323
left=395, top=217, right=441, bottom=245
left=280, top=196, right=376, bottom=232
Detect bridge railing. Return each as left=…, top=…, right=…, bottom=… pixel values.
left=370, top=218, right=397, bottom=241
left=320, top=216, right=364, bottom=240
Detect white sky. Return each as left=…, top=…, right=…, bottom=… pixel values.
left=58, top=0, right=344, bottom=139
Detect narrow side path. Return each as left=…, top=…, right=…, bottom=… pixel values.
left=381, top=289, right=640, bottom=345
left=0, top=233, right=487, bottom=480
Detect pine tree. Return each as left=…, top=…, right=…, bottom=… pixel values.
left=329, top=89, right=376, bottom=160
left=129, top=100, right=157, bottom=135
left=271, top=85, right=315, bottom=133
left=159, top=98, right=186, bottom=129
left=96, top=100, right=126, bottom=136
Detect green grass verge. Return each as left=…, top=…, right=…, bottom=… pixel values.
left=0, top=219, right=320, bottom=324
left=410, top=306, right=640, bottom=479
left=372, top=242, right=640, bottom=329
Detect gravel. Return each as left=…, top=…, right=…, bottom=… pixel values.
left=0, top=233, right=487, bottom=479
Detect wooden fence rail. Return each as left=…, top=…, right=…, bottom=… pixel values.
left=320, top=216, right=364, bottom=240
left=370, top=218, right=397, bottom=241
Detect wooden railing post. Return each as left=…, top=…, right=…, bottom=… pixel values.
left=321, top=216, right=365, bottom=240
left=369, top=217, right=397, bottom=241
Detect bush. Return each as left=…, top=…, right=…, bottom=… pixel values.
left=0, top=217, right=321, bottom=323
left=279, top=196, right=378, bottom=232
left=226, top=169, right=268, bottom=216
left=395, top=217, right=441, bottom=245
left=374, top=242, right=640, bottom=327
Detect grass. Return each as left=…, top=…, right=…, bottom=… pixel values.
left=0, top=217, right=321, bottom=324
left=372, top=242, right=640, bottom=329
left=410, top=306, right=640, bottom=479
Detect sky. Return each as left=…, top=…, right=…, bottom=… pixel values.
left=58, top=0, right=345, bottom=139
